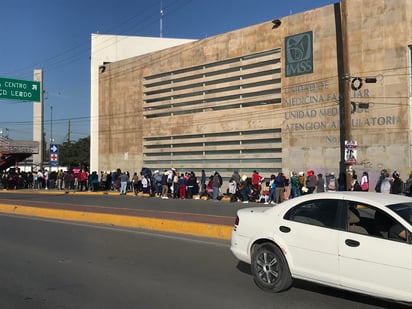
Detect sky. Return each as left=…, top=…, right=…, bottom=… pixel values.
left=0, top=0, right=336, bottom=144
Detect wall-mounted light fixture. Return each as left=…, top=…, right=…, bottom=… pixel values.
left=272, top=19, right=281, bottom=29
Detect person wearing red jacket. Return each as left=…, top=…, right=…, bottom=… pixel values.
left=78, top=169, right=88, bottom=191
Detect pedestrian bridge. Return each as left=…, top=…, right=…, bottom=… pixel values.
left=0, top=139, right=39, bottom=171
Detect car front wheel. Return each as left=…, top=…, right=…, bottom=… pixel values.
left=251, top=243, right=292, bottom=293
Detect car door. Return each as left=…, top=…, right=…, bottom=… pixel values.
left=339, top=203, right=412, bottom=302
left=282, top=199, right=341, bottom=286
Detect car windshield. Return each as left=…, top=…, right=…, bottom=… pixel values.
left=387, top=203, right=412, bottom=225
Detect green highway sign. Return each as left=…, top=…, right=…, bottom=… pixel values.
left=0, top=77, right=41, bottom=102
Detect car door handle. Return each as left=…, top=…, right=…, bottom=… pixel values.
left=279, top=226, right=291, bottom=233
left=345, top=239, right=360, bottom=247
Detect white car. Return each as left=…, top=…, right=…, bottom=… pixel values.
left=230, top=192, right=412, bottom=303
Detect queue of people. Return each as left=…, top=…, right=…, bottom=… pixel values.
left=2, top=167, right=412, bottom=202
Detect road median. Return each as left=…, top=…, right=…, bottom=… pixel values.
left=0, top=203, right=232, bottom=240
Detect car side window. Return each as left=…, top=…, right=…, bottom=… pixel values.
left=284, top=199, right=340, bottom=228
left=347, top=202, right=409, bottom=243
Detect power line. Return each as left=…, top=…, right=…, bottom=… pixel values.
left=1, top=0, right=193, bottom=79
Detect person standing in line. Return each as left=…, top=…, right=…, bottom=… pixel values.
left=141, top=175, right=150, bottom=195
left=119, top=171, right=129, bottom=195
left=105, top=171, right=112, bottom=192
left=375, top=169, right=386, bottom=192
left=380, top=171, right=391, bottom=194
left=56, top=169, right=63, bottom=190
left=326, top=172, right=336, bottom=191
left=306, top=170, right=317, bottom=194
left=391, top=171, right=403, bottom=194
left=361, top=171, right=369, bottom=192
left=228, top=178, right=237, bottom=202
left=316, top=173, right=325, bottom=193
left=173, top=170, right=179, bottom=199
left=283, top=175, right=290, bottom=201
left=161, top=170, right=169, bottom=199
left=275, top=172, right=285, bottom=203
left=338, top=172, right=346, bottom=191
left=199, top=169, right=206, bottom=197
left=167, top=170, right=174, bottom=188
left=43, top=169, right=49, bottom=190
left=153, top=170, right=162, bottom=197
left=63, top=171, right=71, bottom=192
left=37, top=170, right=44, bottom=189
left=352, top=174, right=362, bottom=191
left=178, top=173, right=187, bottom=199
left=240, top=176, right=250, bottom=203
left=267, top=174, right=276, bottom=204
left=132, top=172, right=139, bottom=196
left=91, top=171, right=99, bottom=192
left=403, top=171, right=412, bottom=196
left=186, top=171, right=197, bottom=199
left=298, top=172, right=305, bottom=194
left=212, top=171, right=222, bottom=200
left=290, top=172, right=300, bottom=198
left=77, top=169, right=87, bottom=192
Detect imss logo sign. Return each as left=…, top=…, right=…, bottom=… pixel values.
left=285, top=31, right=313, bottom=77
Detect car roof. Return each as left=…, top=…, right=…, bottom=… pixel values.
left=278, top=192, right=412, bottom=208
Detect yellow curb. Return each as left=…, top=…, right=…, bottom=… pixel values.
left=0, top=203, right=232, bottom=240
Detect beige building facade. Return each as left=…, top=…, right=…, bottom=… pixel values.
left=97, top=0, right=412, bottom=186
left=90, top=34, right=195, bottom=174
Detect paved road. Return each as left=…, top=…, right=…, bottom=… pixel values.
left=0, top=190, right=257, bottom=239
left=0, top=214, right=404, bottom=309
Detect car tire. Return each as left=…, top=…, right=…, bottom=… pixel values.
left=251, top=243, right=292, bottom=293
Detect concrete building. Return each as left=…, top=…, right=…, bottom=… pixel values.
left=94, top=0, right=412, bottom=187
left=90, top=34, right=195, bottom=174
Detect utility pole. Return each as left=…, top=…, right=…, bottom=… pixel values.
left=49, top=105, right=53, bottom=171
left=67, top=120, right=71, bottom=143
left=50, top=105, right=53, bottom=145
left=160, top=0, right=164, bottom=38
left=335, top=0, right=351, bottom=190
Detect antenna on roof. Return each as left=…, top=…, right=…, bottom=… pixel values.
left=160, top=0, right=164, bottom=38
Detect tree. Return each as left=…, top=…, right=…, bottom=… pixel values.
left=59, top=136, right=90, bottom=171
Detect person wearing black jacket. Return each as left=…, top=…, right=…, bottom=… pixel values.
left=390, top=171, right=403, bottom=195
left=186, top=172, right=197, bottom=199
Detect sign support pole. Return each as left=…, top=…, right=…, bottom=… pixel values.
left=32, top=69, right=44, bottom=170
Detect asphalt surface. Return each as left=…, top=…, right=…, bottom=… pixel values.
left=0, top=190, right=259, bottom=239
